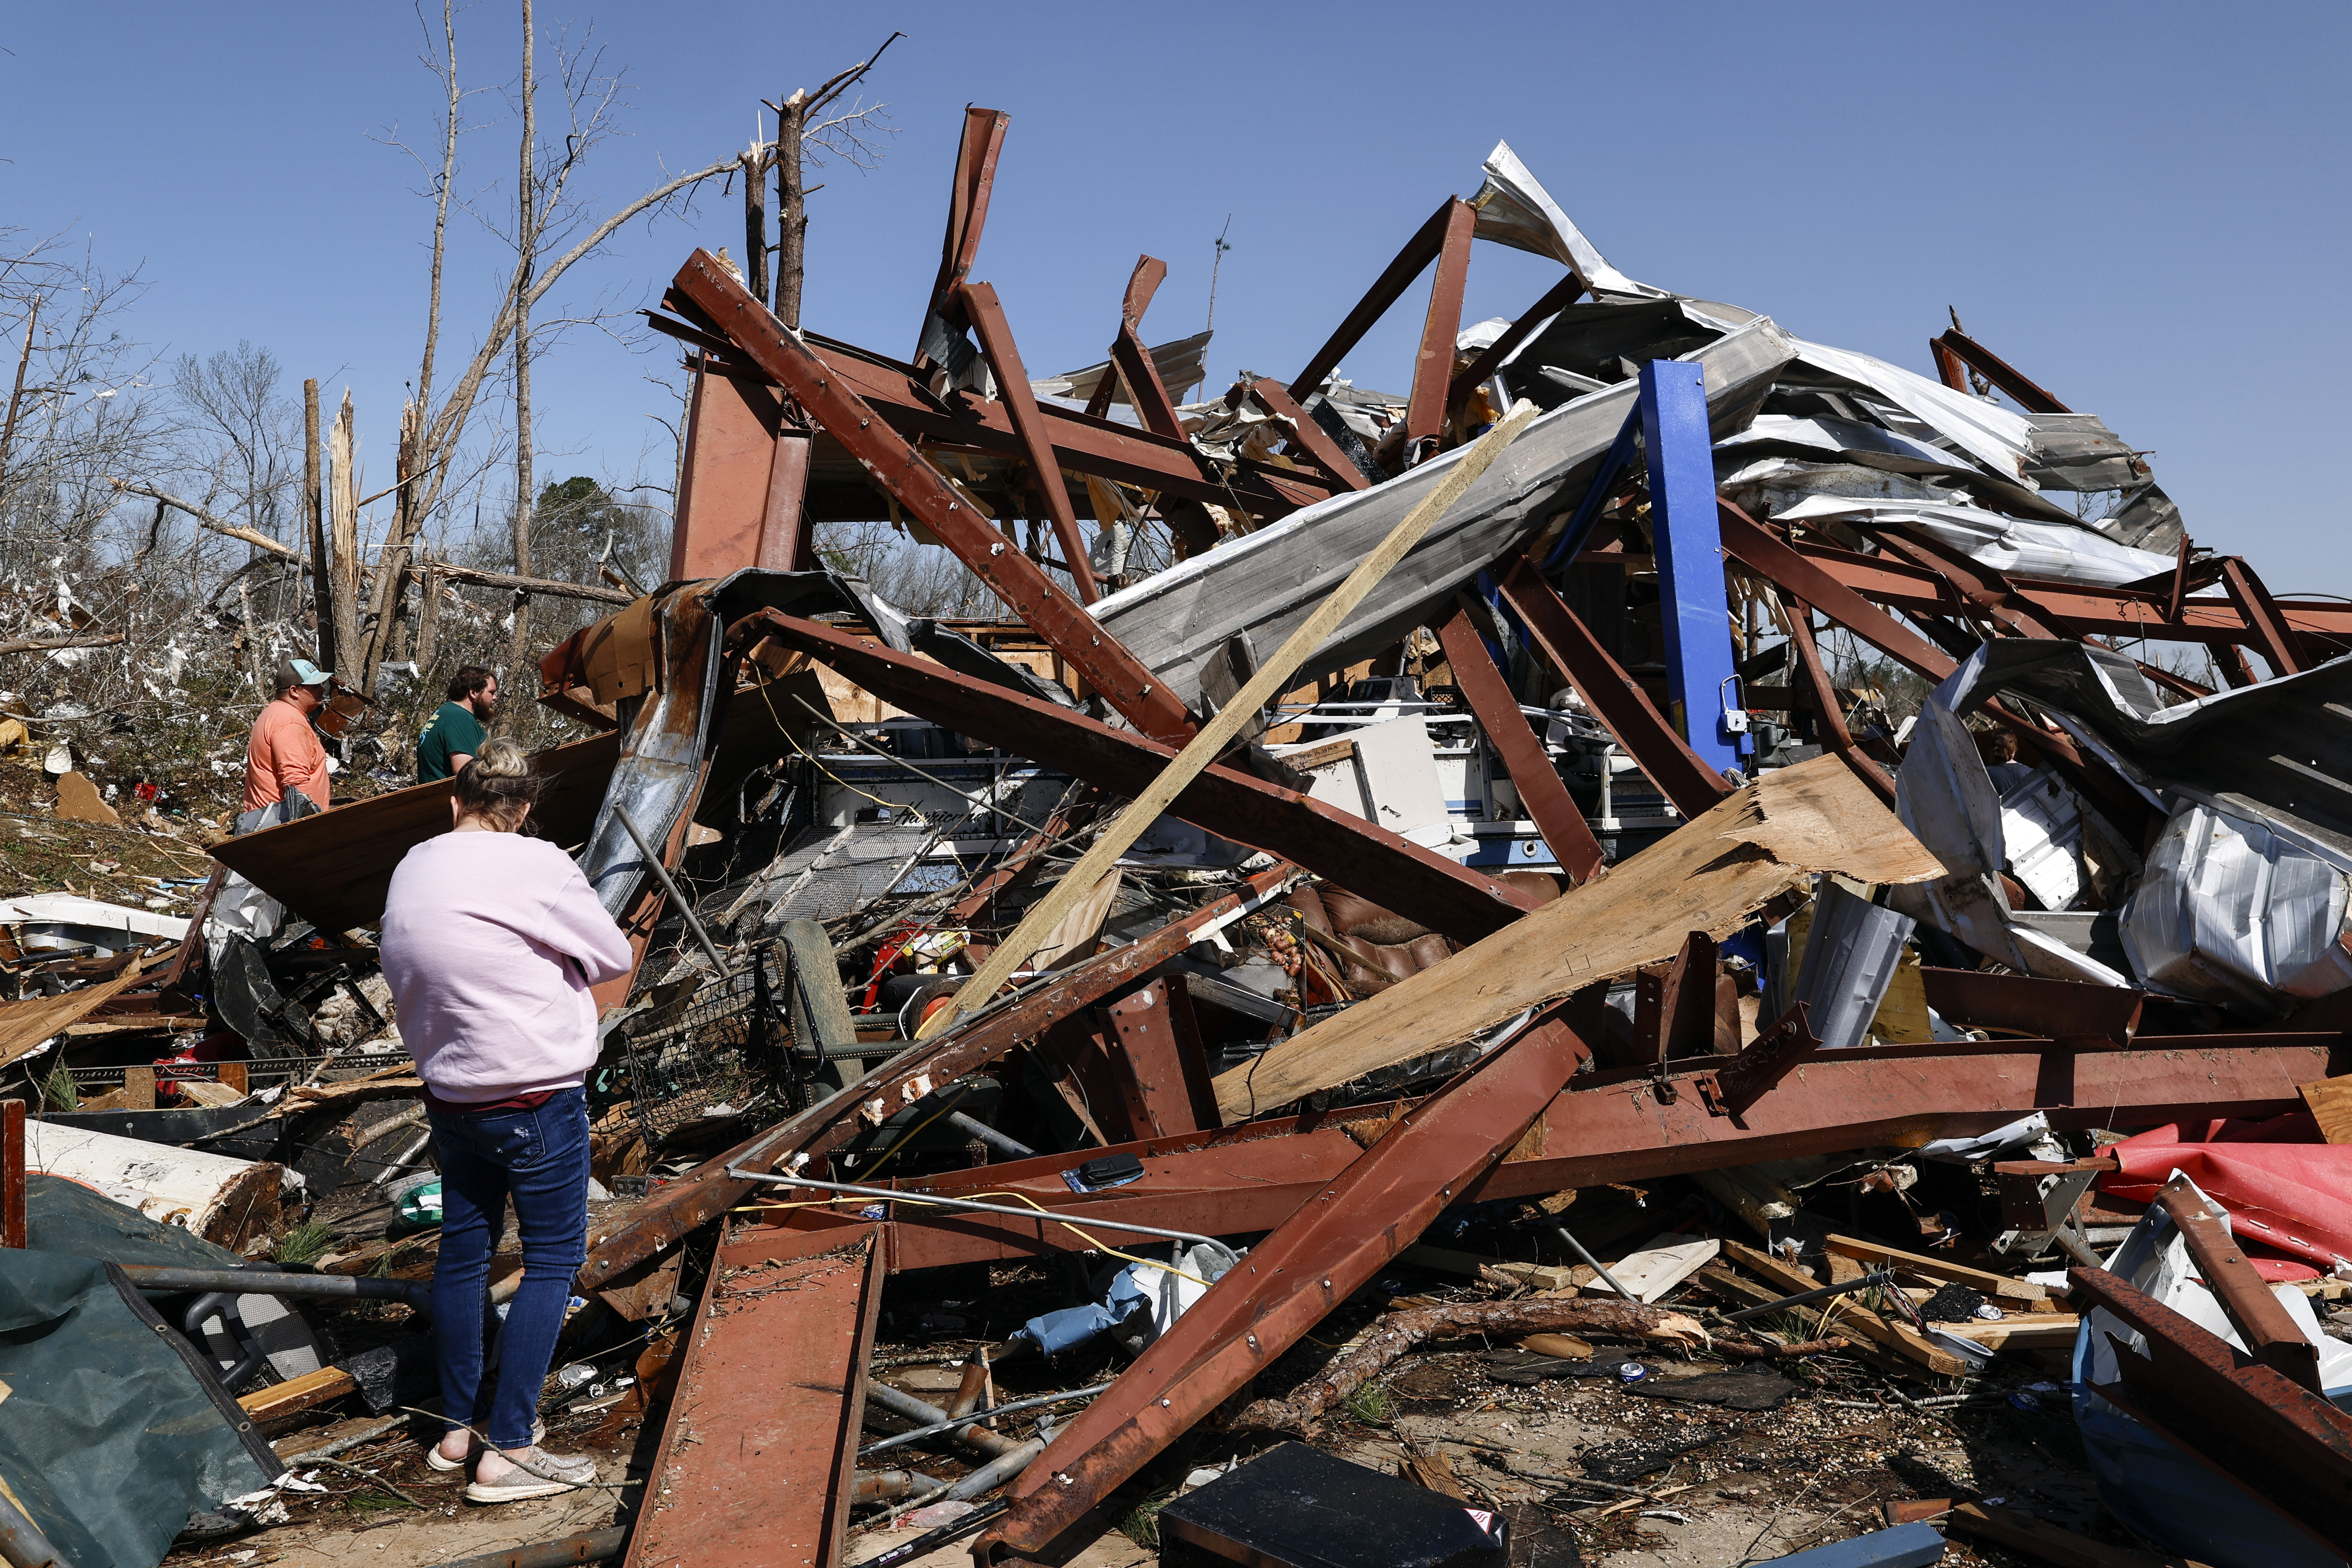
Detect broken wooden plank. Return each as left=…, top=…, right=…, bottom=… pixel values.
left=1937, top=1313, right=2081, bottom=1352
left=2299, top=1073, right=2352, bottom=1144
left=1722, top=1240, right=1967, bottom=1377
left=1822, top=1235, right=2052, bottom=1307
left=239, top=1366, right=357, bottom=1421
left=1211, top=753, right=1942, bottom=1121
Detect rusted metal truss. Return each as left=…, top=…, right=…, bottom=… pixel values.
left=667, top=249, right=1196, bottom=743
left=2073, top=1262, right=2352, bottom=1556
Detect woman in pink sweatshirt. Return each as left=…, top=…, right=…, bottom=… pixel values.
left=380, top=739, right=633, bottom=1502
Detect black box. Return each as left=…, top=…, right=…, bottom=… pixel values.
left=1158, top=1443, right=1509, bottom=1568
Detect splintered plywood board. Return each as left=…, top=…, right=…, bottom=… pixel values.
left=2300, top=1074, right=2352, bottom=1144
left=1212, top=754, right=1943, bottom=1121
left=1592, top=1234, right=1720, bottom=1303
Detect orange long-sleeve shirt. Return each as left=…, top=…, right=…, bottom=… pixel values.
left=243, top=697, right=331, bottom=814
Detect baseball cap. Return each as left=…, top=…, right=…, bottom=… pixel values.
left=276, top=657, right=335, bottom=689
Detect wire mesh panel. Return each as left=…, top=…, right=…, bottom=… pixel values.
left=616, top=944, right=805, bottom=1143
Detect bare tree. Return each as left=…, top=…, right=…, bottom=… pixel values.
left=360, top=3, right=736, bottom=700
left=762, top=34, right=902, bottom=328
left=508, top=0, right=539, bottom=675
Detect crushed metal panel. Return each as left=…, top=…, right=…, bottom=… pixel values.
left=743, top=612, right=1535, bottom=944
left=1884, top=676, right=2128, bottom=986
left=2121, top=798, right=2352, bottom=1017
left=210, top=731, right=620, bottom=933
left=1087, top=317, right=1795, bottom=716
left=1944, top=639, right=2352, bottom=864
left=1768, top=494, right=2176, bottom=589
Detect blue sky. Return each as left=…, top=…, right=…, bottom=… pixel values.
left=4, top=3, right=2346, bottom=588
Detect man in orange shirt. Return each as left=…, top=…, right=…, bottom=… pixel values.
left=243, top=658, right=335, bottom=818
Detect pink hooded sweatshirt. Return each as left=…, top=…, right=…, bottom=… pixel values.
left=380, top=833, right=634, bottom=1102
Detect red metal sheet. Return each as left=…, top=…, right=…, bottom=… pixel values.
left=671, top=365, right=782, bottom=582
left=624, top=1224, right=884, bottom=1568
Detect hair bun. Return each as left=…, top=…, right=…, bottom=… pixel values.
left=471, top=737, right=530, bottom=779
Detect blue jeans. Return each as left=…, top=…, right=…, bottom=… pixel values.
left=428, top=1087, right=590, bottom=1450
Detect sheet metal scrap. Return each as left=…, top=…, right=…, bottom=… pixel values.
left=2072, top=1264, right=2352, bottom=1556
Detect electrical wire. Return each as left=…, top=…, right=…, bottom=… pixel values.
left=735, top=1184, right=1215, bottom=1287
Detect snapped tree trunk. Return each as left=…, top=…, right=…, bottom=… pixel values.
left=774, top=88, right=806, bottom=326
left=507, top=0, right=538, bottom=690
left=742, top=144, right=770, bottom=305
left=303, top=378, right=337, bottom=672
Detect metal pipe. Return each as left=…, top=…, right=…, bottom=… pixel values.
left=858, top=1382, right=1111, bottom=1460
left=407, top=1527, right=626, bottom=1568
left=726, top=1167, right=1237, bottom=1264
left=118, top=1266, right=435, bottom=1309
left=615, top=806, right=727, bottom=972
left=943, top=1111, right=1034, bottom=1161
left=865, top=1382, right=1023, bottom=1460
left=944, top=1438, right=1043, bottom=1501
left=369, top=1124, right=436, bottom=1187
left=1553, top=1223, right=1637, bottom=1303
left=0, top=1484, right=73, bottom=1568
left=852, top=1470, right=946, bottom=1503
left=1719, top=1267, right=1896, bottom=1325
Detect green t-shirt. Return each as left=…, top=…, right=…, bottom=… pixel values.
left=417, top=701, right=489, bottom=782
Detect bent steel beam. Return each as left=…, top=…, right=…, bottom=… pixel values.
left=1781, top=598, right=1896, bottom=806
left=1107, top=256, right=1186, bottom=441
left=913, top=107, right=1010, bottom=371
left=2074, top=1264, right=2352, bottom=1558
left=1243, top=378, right=1369, bottom=493
left=957, top=280, right=1100, bottom=603
left=1434, top=604, right=1604, bottom=882
left=1403, top=200, right=1477, bottom=466
left=1448, top=269, right=1588, bottom=415
left=1931, top=328, right=2070, bottom=415
left=744, top=610, right=1541, bottom=942
left=1496, top=556, right=1733, bottom=820
left=1291, top=198, right=1465, bottom=402
left=974, top=1017, right=1593, bottom=1562
left=755, top=1033, right=2334, bottom=1275
left=670, top=249, right=1196, bottom=744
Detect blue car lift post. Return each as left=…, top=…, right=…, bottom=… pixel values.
left=1639, top=358, right=1749, bottom=783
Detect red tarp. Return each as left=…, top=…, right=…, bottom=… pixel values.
left=2100, top=1112, right=2352, bottom=1272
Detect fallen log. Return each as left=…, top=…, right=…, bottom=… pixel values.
left=1229, top=1297, right=1704, bottom=1431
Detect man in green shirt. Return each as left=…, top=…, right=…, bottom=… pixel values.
left=418, top=665, right=498, bottom=781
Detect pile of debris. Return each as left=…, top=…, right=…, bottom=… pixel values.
left=6, top=116, right=2352, bottom=1568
